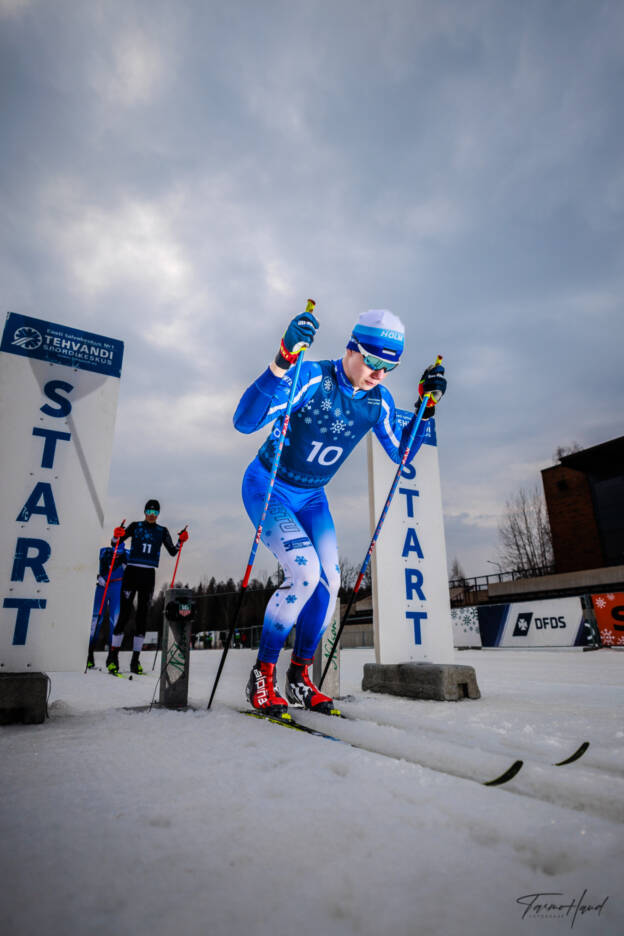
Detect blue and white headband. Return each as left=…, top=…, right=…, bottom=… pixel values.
left=346, top=309, right=405, bottom=364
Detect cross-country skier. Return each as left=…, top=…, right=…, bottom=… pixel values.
left=86, top=539, right=128, bottom=669
left=105, top=499, right=189, bottom=675
left=233, top=308, right=446, bottom=716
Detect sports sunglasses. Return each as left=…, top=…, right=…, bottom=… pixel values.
left=354, top=340, right=400, bottom=372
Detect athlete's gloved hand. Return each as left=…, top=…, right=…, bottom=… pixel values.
left=97, top=575, right=107, bottom=587
left=417, top=361, right=446, bottom=420
left=113, top=525, right=126, bottom=539
left=275, top=309, right=319, bottom=369
left=177, top=528, right=189, bottom=544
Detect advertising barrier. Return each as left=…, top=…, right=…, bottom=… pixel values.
left=591, top=592, right=624, bottom=647
left=451, top=606, right=482, bottom=648
left=0, top=312, right=124, bottom=672
left=477, top=596, right=588, bottom=648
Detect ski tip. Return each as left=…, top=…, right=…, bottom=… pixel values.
left=553, top=741, right=590, bottom=766
left=483, top=759, right=523, bottom=787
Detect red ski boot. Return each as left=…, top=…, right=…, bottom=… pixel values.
left=246, top=661, right=288, bottom=717
left=285, top=654, right=336, bottom=715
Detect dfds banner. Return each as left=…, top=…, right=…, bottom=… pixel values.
left=0, top=312, right=124, bottom=672
left=367, top=415, right=454, bottom=664
left=591, top=593, right=624, bottom=647
left=478, top=597, right=587, bottom=648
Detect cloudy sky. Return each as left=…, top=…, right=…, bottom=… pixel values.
left=2, top=0, right=623, bottom=592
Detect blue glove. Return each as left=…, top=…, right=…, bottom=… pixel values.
left=275, top=309, right=319, bottom=369
left=418, top=361, right=446, bottom=420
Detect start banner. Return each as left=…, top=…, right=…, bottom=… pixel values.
left=367, top=415, right=454, bottom=664
left=0, top=312, right=124, bottom=672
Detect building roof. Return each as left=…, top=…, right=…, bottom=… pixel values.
left=557, top=435, right=624, bottom=476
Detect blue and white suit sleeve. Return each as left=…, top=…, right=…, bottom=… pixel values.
left=233, top=362, right=322, bottom=434
left=373, top=386, right=427, bottom=465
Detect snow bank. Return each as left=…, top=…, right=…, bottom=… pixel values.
left=1, top=649, right=622, bottom=936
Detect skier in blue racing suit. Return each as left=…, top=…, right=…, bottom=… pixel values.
left=234, top=308, right=447, bottom=716
left=86, top=540, right=128, bottom=669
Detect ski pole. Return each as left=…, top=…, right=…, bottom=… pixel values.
left=207, top=299, right=316, bottom=709
left=151, top=525, right=190, bottom=672
left=84, top=519, right=125, bottom=672
left=170, top=525, right=189, bottom=588
left=319, top=357, right=442, bottom=689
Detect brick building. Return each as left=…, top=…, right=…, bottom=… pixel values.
left=541, top=435, right=624, bottom=573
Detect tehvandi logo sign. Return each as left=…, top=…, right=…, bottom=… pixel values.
left=12, top=325, right=43, bottom=351
left=513, top=611, right=568, bottom=637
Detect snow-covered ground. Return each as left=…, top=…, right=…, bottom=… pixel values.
left=1, top=648, right=622, bottom=936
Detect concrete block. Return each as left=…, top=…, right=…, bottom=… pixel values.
left=0, top=672, right=49, bottom=724
left=362, top=662, right=481, bottom=701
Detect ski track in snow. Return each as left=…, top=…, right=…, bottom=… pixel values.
left=291, top=705, right=623, bottom=824
left=1, top=648, right=622, bottom=936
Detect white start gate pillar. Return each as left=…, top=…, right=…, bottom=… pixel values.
left=363, top=413, right=480, bottom=701
left=0, top=312, right=124, bottom=720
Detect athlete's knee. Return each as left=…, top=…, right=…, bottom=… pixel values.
left=290, top=550, right=322, bottom=594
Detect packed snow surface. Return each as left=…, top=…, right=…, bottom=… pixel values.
left=1, top=648, right=622, bottom=936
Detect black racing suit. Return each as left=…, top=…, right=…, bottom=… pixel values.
left=113, top=521, right=179, bottom=639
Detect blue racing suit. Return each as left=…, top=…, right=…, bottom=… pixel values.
left=234, top=358, right=426, bottom=663
left=89, top=543, right=128, bottom=645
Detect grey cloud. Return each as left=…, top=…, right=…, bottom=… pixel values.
left=2, top=0, right=623, bottom=589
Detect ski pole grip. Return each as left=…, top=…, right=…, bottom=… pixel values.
left=418, top=355, right=443, bottom=406
left=299, top=298, right=316, bottom=350
left=430, top=354, right=443, bottom=397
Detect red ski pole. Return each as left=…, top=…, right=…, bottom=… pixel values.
left=170, top=525, right=189, bottom=588
left=96, top=519, right=126, bottom=614
left=84, top=519, right=125, bottom=672
left=151, top=525, right=189, bottom=672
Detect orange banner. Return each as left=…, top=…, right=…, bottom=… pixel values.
left=591, top=593, right=624, bottom=647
